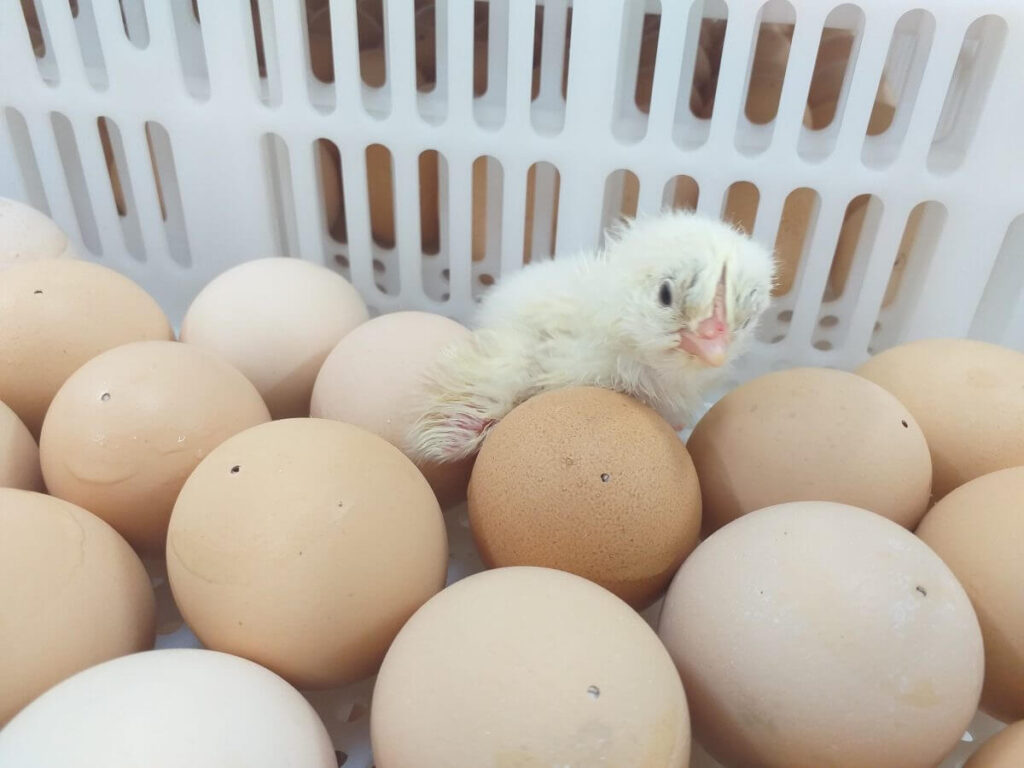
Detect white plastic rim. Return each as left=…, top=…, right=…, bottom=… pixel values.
left=1, top=1, right=1021, bottom=765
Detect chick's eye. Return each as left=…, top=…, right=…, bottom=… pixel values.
left=659, top=281, right=673, bottom=307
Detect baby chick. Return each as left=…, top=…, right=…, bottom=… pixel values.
left=407, top=210, right=775, bottom=462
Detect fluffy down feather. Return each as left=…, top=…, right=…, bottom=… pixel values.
left=407, top=210, right=775, bottom=462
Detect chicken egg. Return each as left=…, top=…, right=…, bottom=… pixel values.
left=39, top=340, right=271, bottom=555
left=688, top=366, right=932, bottom=535
left=659, top=501, right=984, bottom=768
left=0, top=400, right=42, bottom=491
left=0, top=197, right=76, bottom=270
left=857, top=338, right=1024, bottom=499
left=0, top=489, right=155, bottom=725
left=311, top=310, right=473, bottom=507
left=180, top=257, right=368, bottom=419
left=372, top=567, right=690, bottom=768
left=966, top=722, right=1024, bottom=767
left=916, top=467, right=1024, bottom=723
left=166, top=418, right=447, bottom=689
left=0, top=259, right=173, bottom=437
left=468, top=386, right=702, bottom=608
left=0, top=649, right=336, bottom=767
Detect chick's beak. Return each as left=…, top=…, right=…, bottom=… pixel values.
left=678, top=281, right=730, bottom=367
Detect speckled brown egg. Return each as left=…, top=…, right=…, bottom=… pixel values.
left=468, top=386, right=701, bottom=608
left=857, top=338, right=1024, bottom=500
left=0, top=198, right=76, bottom=270
left=0, top=260, right=172, bottom=437
left=166, top=418, right=448, bottom=689
left=311, top=311, right=473, bottom=508
left=688, top=367, right=932, bottom=536
left=0, top=400, right=42, bottom=491
left=916, top=467, right=1024, bottom=723
left=371, top=567, right=690, bottom=768
left=0, top=489, right=155, bottom=725
left=966, top=722, right=1024, bottom=767
left=39, top=341, right=270, bottom=555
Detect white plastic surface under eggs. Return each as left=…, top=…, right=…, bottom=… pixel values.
left=2, top=0, right=1023, bottom=765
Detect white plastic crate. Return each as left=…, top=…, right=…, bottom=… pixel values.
left=2, top=0, right=1023, bottom=765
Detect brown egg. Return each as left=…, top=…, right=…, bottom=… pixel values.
left=0, top=400, right=42, bottom=491
left=688, top=367, right=932, bottom=535
left=311, top=311, right=473, bottom=507
left=372, top=567, right=690, bottom=768
left=40, top=341, right=270, bottom=555
left=468, top=386, right=701, bottom=608
left=0, top=260, right=172, bottom=437
left=659, top=501, right=984, bottom=768
left=857, top=339, right=1024, bottom=499
left=166, top=418, right=447, bottom=689
left=0, top=489, right=155, bottom=725
left=0, top=197, right=76, bottom=270
left=916, top=467, right=1024, bottom=723
left=180, top=258, right=368, bottom=419
left=966, top=722, right=1024, bottom=767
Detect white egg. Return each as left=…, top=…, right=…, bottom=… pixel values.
left=0, top=649, right=337, bottom=768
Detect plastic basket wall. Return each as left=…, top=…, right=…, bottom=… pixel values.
left=2, top=1, right=1022, bottom=765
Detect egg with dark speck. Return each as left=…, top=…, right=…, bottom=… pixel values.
left=39, top=341, right=270, bottom=555
left=468, top=386, right=701, bottom=608
left=688, top=367, right=932, bottom=535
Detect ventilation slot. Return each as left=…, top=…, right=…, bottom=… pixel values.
left=306, top=0, right=334, bottom=84
left=421, top=150, right=448, bottom=302
left=474, top=1, right=509, bottom=128
left=414, top=0, right=446, bottom=123
left=472, top=156, right=504, bottom=298
left=20, top=0, right=60, bottom=83
left=415, top=0, right=436, bottom=93
left=635, top=10, right=661, bottom=115
left=673, top=0, right=727, bottom=149
left=826, top=194, right=883, bottom=303
left=316, top=139, right=346, bottom=245
left=263, top=133, right=298, bottom=260
left=927, top=15, right=1008, bottom=174
left=861, top=10, right=935, bottom=167
left=98, top=117, right=145, bottom=260
left=799, top=4, right=866, bottom=161
left=366, top=144, right=395, bottom=250
left=736, top=1, right=796, bottom=154
left=366, top=144, right=399, bottom=295
left=419, top=150, right=442, bottom=256
left=814, top=195, right=885, bottom=351
left=723, top=181, right=759, bottom=235
left=970, top=214, right=1024, bottom=345
left=773, top=187, right=818, bottom=298
left=56, top=0, right=108, bottom=90
left=530, top=4, right=543, bottom=100
left=249, top=0, right=278, bottom=106
left=663, top=176, right=700, bottom=212
left=51, top=112, right=101, bottom=256
left=119, top=0, right=150, bottom=48
left=600, top=170, right=640, bottom=243
left=744, top=6, right=794, bottom=126
left=613, top=0, right=660, bottom=142
left=473, top=1, right=490, bottom=97
left=4, top=108, right=49, bottom=215
left=178, top=0, right=210, bottom=99
left=530, top=0, right=571, bottom=134
left=871, top=202, right=947, bottom=353
left=145, top=122, right=191, bottom=266
left=303, top=0, right=335, bottom=112
left=524, top=161, right=560, bottom=264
